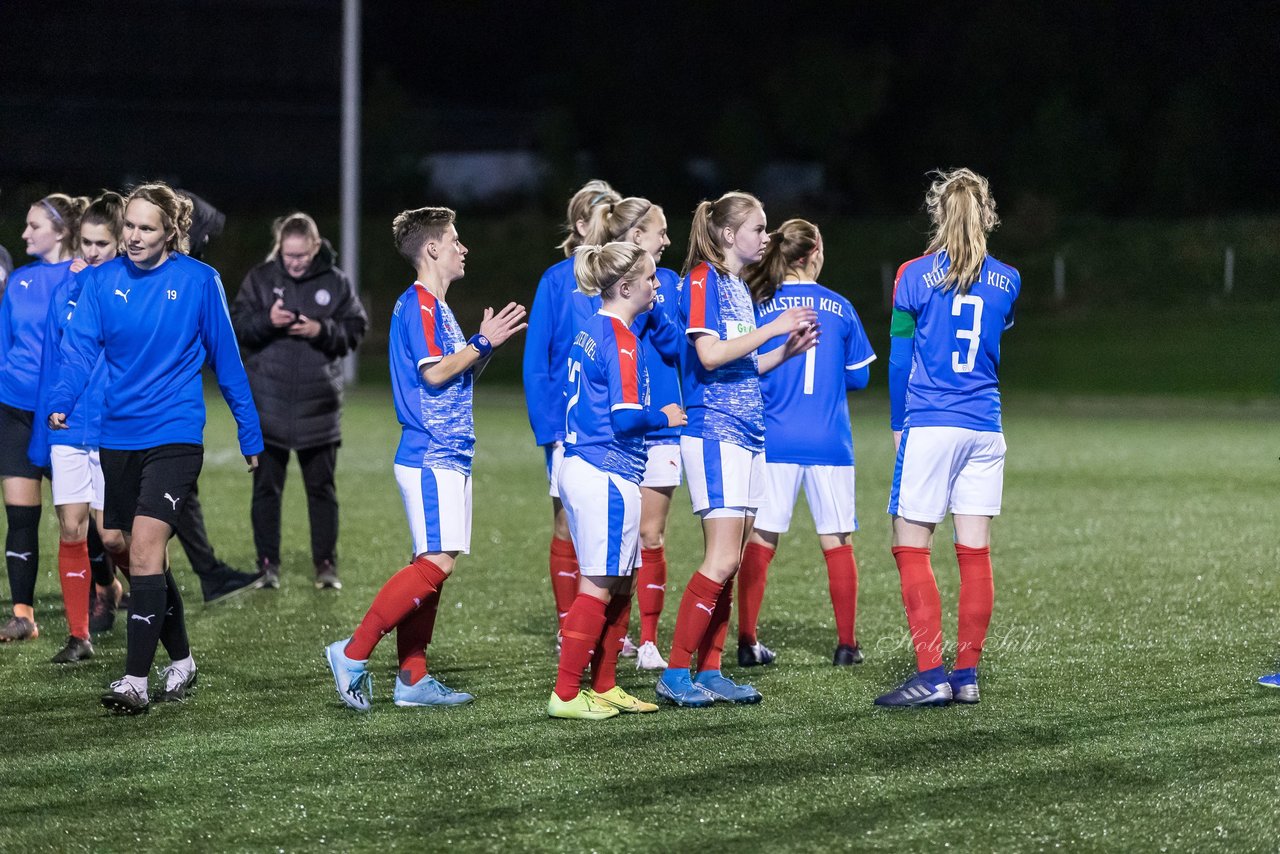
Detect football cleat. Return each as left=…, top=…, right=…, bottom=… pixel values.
left=694, top=669, right=763, bottom=704
left=655, top=669, right=716, bottom=708
left=619, top=635, right=638, bottom=658
left=393, top=672, right=473, bottom=707
left=833, top=643, right=864, bottom=666
left=101, top=679, right=150, bottom=715
left=547, top=690, right=620, bottom=720
left=737, top=640, right=776, bottom=668
left=155, top=664, right=198, bottom=703
left=634, top=641, right=668, bottom=671
left=588, top=685, right=658, bottom=713
left=949, top=667, right=980, bottom=704
left=324, top=639, right=372, bottom=711
left=874, top=672, right=953, bottom=707
left=0, top=615, right=39, bottom=642
left=51, top=635, right=95, bottom=664
left=1257, top=672, right=1280, bottom=689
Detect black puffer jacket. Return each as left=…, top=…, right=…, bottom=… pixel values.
left=231, top=241, right=368, bottom=449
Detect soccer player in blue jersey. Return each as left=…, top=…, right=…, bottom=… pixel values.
left=657, top=192, right=818, bottom=707
left=741, top=219, right=876, bottom=668
left=578, top=197, right=684, bottom=671
left=30, top=192, right=133, bottom=662
left=0, top=193, right=86, bottom=642
left=876, top=168, right=1020, bottom=708
left=549, top=242, right=686, bottom=719
left=48, top=182, right=264, bottom=714
left=523, top=181, right=622, bottom=642
left=324, top=207, right=526, bottom=712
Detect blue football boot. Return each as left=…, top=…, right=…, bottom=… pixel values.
left=1258, top=672, right=1280, bottom=689
left=694, top=669, right=763, bottom=704
left=324, top=638, right=372, bottom=711
left=874, top=670, right=953, bottom=708
left=949, top=667, right=980, bottom=704
left=393, top=672, right=474, bottom=707
left=655, top=668, right=716, bottom=707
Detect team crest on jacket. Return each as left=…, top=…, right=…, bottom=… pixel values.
left=314, top=289, right=331, bottom=306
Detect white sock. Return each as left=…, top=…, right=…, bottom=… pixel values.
left=169, top=654, right=196, bottom=675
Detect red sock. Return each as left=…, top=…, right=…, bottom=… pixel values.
left=58, top=539, right=91, bottom=640
left=554, top=594, right=608, bottom=701
left=549, top=537, right=579, bottom=630
left=346, top=556, right=447, bottom=661
left=396, top=588, right=442, bottom=685
left=892, top=546, right=943, bottom=671
left=736, top=542, right=773, bottom=645
left=696, top=581, right=734, bottom=672
left=955, top=544, right=994, bottom=670
left=667, top=572, right=725, bottom=670
left=590, top=592, right=633, bottom=693
left=823, top=544, right=859, bottom=647
left=637, top=547, right=667, bottom=645
left=106, top=542, right=130, bottom=577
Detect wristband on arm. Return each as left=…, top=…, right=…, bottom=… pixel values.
left=467, top=334, right=493, bottom=358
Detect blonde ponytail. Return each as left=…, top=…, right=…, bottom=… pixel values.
left=681, top=191, right=762, bottom=277
left=39, top=193, right=93, bottom=255
left=558, top=180, right=621, bottom=256
left=573, top=242, right=647, bottom=299
left=924, top=168, right=999, bottom=294
left=583, top=196, right=654, bottom=246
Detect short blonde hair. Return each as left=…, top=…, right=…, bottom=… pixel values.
left=392, top=206, right=455, bottom=266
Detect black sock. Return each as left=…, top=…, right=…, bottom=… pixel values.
left=87, top=525, right=113, bottom=588
left=158, top=570, right=190, bottom=661
left=125, top=574, right=167, bottom=678
left=5, top=505, right=41, bottom=608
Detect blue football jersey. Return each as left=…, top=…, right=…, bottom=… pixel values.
left=49, top=255, right=262, bottom=455
left=390, top=282, right=474, bottom=474
left=678, top=262, right=764, bottom=452
left=522, top=257, right=576, bottom=446
left=893, top=252, right=1020, bottom=432
left=0, top=259, right=74, bottom=411
left=563, top=311, right=652, bottom=483
left=756, top=282, right=875, bottom=466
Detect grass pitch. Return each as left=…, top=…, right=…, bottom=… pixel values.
left=1, top=388, right=1278, bottom=851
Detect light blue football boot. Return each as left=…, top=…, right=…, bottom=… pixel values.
left=325, top=638, right=372, bottom=712
left=393, top=672, right=474, bottom=707
left=693, top=669, right=763, bottom=704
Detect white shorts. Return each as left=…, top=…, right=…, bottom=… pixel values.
left=50, top=445, right=104, bottom=510
left=557, top=454, right=641, bottom=577
left=755, top=462, right=856, bottom=535
left=544, top=442, right=566, bottom=499
left=395, top=464, right=472, bottom=555
left=888, top=426, right=1006, bottom=524
left=681, top=436, right=766, bottom=517
left=640, top=441, right=683, bottom=489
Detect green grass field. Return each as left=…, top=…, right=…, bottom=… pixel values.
left=2, top=388, right=1278, bottom=851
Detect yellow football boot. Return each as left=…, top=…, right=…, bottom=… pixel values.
left=547, top=690, right=620, bottom=720
left=588, top=686, right=658, bottom=714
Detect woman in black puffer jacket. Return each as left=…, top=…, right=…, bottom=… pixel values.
left=231, top=213, right=368, bottom=590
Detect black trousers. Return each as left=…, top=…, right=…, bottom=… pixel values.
left=251, top=442, right=339, bottom=567
left=172, top=483, right=221, bottom=577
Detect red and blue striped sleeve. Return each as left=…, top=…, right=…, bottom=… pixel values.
left=605, top=317, right=641, bottom=411
left=411, top=286, right=447, bottom=366
left=681, top=262, right=720, bottom=338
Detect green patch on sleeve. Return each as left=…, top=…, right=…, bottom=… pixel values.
left=890, top=308, right=916, bottom=338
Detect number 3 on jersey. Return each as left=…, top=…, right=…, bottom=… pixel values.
left=951, top=294, right=983, bottom=373
left=564, top=359, right=582, bottom=444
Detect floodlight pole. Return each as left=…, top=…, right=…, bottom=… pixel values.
left=341, top=0, right=362, bottom=384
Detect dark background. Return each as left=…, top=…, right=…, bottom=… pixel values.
left=2, top=1, right=1277, bottom=393
left=4, top=1, right=1276, bottom=215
